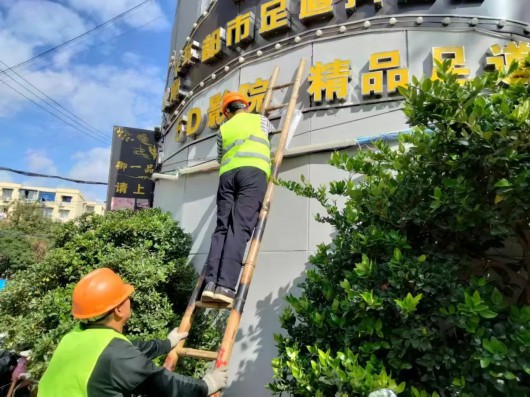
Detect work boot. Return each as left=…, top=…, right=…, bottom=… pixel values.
left=212, top=286, right=236, bottom=304
left=201, top=282, right=216, bottom=302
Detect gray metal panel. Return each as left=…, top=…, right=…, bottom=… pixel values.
left=309, top=101, right=407, bottom=145
left=261, top=156, right=310, bottom=252
left=307, top=151, right=354, bottom=250
left=160, top=145, right=189, bottom=174
left=153, top=178, right=186, bottom=220
left=225, top=250, right=309, bottom=397
left=188, top=138, right=218, bottom=166
left=178, top=172, right=218, bottom=255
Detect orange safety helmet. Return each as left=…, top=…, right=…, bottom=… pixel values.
left=72, top=268, right=135, bottom=320
left=221, top=92, right=249, bottom=116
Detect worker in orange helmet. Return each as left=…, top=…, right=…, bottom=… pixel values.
left=38, top=267, right=228, bottom=396
left=201, top=92, right=274, bottom=304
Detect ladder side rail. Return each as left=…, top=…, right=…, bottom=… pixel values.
left=261, top=66, right=280, bottom=116
left=163, top=269, right=206, bottom=370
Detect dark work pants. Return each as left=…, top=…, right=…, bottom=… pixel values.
left=204, top=167, right=268, bottom=291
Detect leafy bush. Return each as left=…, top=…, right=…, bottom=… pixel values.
left=0, top=230, right=37, bottom=275
left=270, top=59, right=530, bottom=396
left=0, top=202, right=57, bottom=274
left=0, top=208, right=221, bottom=378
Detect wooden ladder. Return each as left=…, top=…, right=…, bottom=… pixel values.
left=163, top=58, right=308, bottom=395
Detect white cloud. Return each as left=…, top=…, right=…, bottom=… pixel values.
left=16, top=148, right=110, bottom=201
left=65, top=0, right=168, bottom=31
left=20, top=63, right=163, bottom=133
left=26, top=149, right=58, bottom=174
left=69, top=147, right=111, bottom=183
left=68, top=147, right=111, bottom=201
left=0, top=31, right=33, bottom=68
left=122, top=52, right=142, bottom=65
left=3, top=1, right=88, bottom=65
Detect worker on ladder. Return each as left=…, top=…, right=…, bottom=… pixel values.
left=38, top=268, right=228, bottom=396
left=201, top=92, right=274, bottom=305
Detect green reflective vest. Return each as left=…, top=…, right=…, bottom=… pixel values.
left=219, top=113, right=271, bottom=178
left=38, top=325, right=129, bottom=397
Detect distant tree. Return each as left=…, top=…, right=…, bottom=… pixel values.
left=5, top=201, right=57, bottom=235
left=0, top=230, right=36, bottom=275
left=0, top=202, right=56, bottom=274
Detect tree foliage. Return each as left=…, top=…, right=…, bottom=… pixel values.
left=4, top=201, right=57, bottom=236
left=270, top=59, right=530, bottom=396
left=0, top=202, right=57, bottom=275
left=0, top=208, right=221, bottom=378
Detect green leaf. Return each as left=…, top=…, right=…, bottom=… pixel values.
left=479, top=309, right=498, bottom=319
left=494, top=179, right=512, bottom=188
left=491, top=288, right=503, bottom=306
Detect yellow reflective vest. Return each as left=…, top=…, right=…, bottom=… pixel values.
left=219, top=113, right=271, bottom=178
left=38, top=325, right=129, bottom=397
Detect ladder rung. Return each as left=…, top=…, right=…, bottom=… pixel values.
left=266, top=103, right=289, bottom=112
left=272, top=82, right=294, bottom=90
left=195, top=300, right=233, bottom=309
left=175, top=347, right=218, bottom=361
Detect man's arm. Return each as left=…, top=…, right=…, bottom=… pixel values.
left=260, top=115, right=274, bottom=142
left=131, top=338, right=171, bottom=360
left=217, top=133, right=223, bottom=163
left=90, top=338, right=208, bottom=397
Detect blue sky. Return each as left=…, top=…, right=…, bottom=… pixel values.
left=0, top=0, right=176, bottom=201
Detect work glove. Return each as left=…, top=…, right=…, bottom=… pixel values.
left=167, top=329, right=188, bottom=348
left=202, top=366, right=228, bottom=395
left=368, top=390, right=397, bottom=397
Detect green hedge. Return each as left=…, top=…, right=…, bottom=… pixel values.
left=270, top=59, right=530, bottom=396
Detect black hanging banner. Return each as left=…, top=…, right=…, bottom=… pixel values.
left=106, top=126, right=157, bottom=210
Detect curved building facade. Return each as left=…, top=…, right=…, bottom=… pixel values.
left=154, top=1, right=530, bottom=395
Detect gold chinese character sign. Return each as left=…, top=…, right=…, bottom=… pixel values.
left=260, top=0, right=291, bottom=36
left=362, top=50, right=409, bottom=96
left=308, top=59, right=351, bottom=102
left=226, top=12, right=255, bottom=48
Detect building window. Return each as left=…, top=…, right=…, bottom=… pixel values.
left=20, top=189, right=38, bottom=202
left=85, top=206, right=95, bottom=213
left=38, top=191, right=56, bottom=203
left=2, top=189, right=13, bottom=201
left=42, top=208, right=53, bottom=218
left=59, top=209, right=69, bottom=221
left=61, top=195, right=73, bottom=203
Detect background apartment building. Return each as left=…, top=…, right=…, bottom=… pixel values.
left=0, top=182, right=105, bottom=222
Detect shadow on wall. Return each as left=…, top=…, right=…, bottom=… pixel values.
left=226, top=270, right=308, bottom=397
